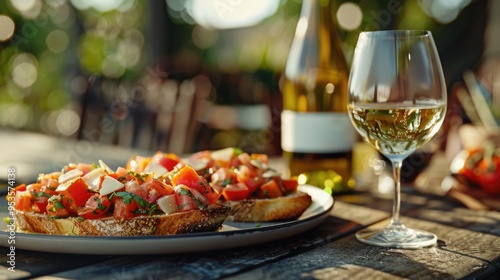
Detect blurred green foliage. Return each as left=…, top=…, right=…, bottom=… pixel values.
left=0, top=0, right=487, bottom=148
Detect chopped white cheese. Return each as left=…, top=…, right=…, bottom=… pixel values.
left=210, top=147, right=234, bottom=162
left=58, top=169, right=83, bottom=184
left=99, top=160, right=114, bottom=174
left=157, top=195, right=177, bottom=214
left=82, top=168, right=106, bottom=191
left=100, top=175, right=124, bottom=196
left=144, top=161, right=168, bottom=177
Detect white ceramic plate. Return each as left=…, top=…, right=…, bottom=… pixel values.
left=0, top=185, right=333, bottom=255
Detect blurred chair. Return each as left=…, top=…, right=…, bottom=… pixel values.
left=77, top=73, right=212, bottom=155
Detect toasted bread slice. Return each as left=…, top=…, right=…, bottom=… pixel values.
left=13, top=204, right=230, bottom=236
left=223, top=191, right=312, bottom=222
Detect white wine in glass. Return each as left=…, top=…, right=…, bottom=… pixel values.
left=347, top=30, right=447, bottom=248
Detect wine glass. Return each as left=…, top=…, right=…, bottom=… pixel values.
left=347, top=30, right=447, bottom=248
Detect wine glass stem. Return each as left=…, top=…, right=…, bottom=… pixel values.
left=390, top=160, right=403, bottom=226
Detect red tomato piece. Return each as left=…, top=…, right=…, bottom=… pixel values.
left=236, top=165, right=253, bottom=183
left=159, top=154, right=181, bottom=171
left=282, top=179, right=299, bottom=192
left=210, top=167, right=236, bottom=195
left=14, top=190, right=32, bottom=212
left=113, top=197, right=137, bottom=219
left=251, top=153, right=269, bottom=164
left=171, top=165, right=200, bottom=188
left=125, top=180, right=147, bottom=198
left=172, top=166, right=220, bottom=204
left=258, top=179, right=283, bottom=199
left=14, top=184, right=27, bottom=192
left=57, top=178, right=93, bottom=213
left=77, top=194, right=111, bottom=219
left=477, top=157, right=500, bottom=194
left=236, top=153, right=251, bottom=165
left=144, top=179, right=174, bottom=203
left=174, top=185, right=198, bottom=212
left=222, top=183, right=251, bottom=201
left=204, top=192, right=221, bottom=204
left=46, top=195, right=70, bottom=218
left=27, top=183, right=53, bottom=213
left=243, top=177, right=265, bottom=195
left=190, top=188, right=209, bottom=209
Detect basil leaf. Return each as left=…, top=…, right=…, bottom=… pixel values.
left=114, top=191, right=150, bottom=209
left=178, top=188, right=192, bottom=196
left=54, top=201, right=65, bottom=209
left=133, top=194, right=151, bottom=209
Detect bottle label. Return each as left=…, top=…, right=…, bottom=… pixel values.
left=281, top=110, right=356, bottom=153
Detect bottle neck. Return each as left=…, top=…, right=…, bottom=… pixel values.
left=298, top=0, right=341, bottom=67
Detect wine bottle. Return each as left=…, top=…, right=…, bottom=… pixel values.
left=281, top=0, right=356, bottom=192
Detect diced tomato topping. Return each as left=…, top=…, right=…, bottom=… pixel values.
left=77, top=194, right=111, bottom=219
left=15, top=183, right=27, bottom=192
left=210, top=167, right=236, bottom=194
left=115, top=167, right=128, bottom=178
left=144, top=179, right=174, bottom=203
left=174, top=185, right=198, bottom=212
left=236, top=153, right=251, bottom=165
left=204, top=192, right=221, bottom=204
left=14, top=190, right=32, bottom=212
left=251, top=153, right=268, bottom=164
left=126, top=155, right=151, bottom=172
left=57, top=178, right=94, bottom=213
left=222, top=183, right=251, bottom=201
left=191, top=150, right=212, bottom=161
left=46, top=195, right=70, bottom=218
left=282, top=179, right=299, bottom=192
left=171, top=165, right=200, bottom=188
left=159, top=153, right=181, bottom=171
left=110, top=180, right=152, bottom=219
left=243, top=177, right=265, bottom=194
left=125, top=180, right=147, bottom=198
left=258, top=179, right=283, bottom=199
left=113, top=197, right=137, bottom=219
left=171, top=165, right=220, bottom=204
left=26, top=183, right=53, bottom=213
left=190, top=188, right=209, bottom=209
left=236, top=165, right=250, bottom=182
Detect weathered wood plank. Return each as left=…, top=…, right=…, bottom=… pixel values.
left=223, top=206, right=500, bottom=279
left=0, top=249, right=111, bottom=280
left=223, top=216, right=500, bottom=280
left=0, top=196, right=497, bottom=280
left=10, top=202, right=387, bottom=280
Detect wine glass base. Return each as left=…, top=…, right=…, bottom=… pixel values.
left=356, top=226, right=437, bottom=249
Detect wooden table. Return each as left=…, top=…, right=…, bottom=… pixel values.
left=0, top=130, right=499, bottom=279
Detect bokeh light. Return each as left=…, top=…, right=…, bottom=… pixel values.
left=336, top=2, right=363, bottom=31
left=419, top=0, right=472, bottom=24
left=11, top=53, right=38, bottom=88
left=0, top=0, right=483, bottom=154
left=192, top=25, right=217, bottom=49
left=9, top=0, right=42, bottom=19
left=0, top=103, right=31, bottom=128
left=46, top=30, right=70, bottom=53
left=70, top=0, right=132, bottom=12
left=56, top=109, right=81, bottom=136
left=185, top=0, right=280, bottom=29
left=0, top=15, right=15, bottom=41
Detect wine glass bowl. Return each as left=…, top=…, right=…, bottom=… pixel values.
left=347, top=30, right=447, bottom=248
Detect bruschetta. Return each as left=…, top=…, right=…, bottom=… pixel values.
left=127, top=148, right=313, bottom=222
left=7, top=161, right=230, bottom=236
